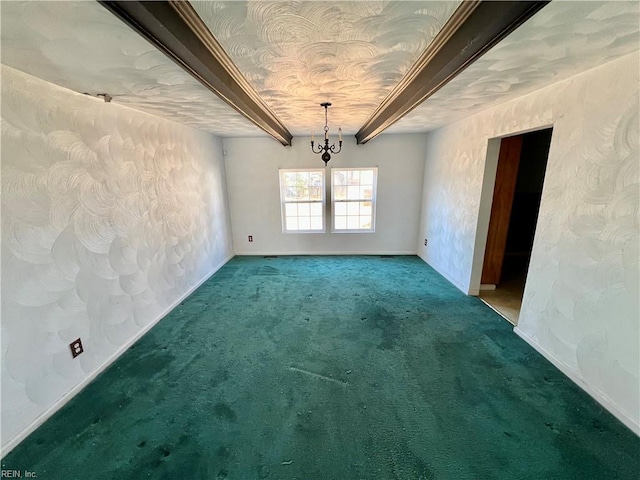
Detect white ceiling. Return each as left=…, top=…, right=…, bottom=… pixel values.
left=1, top=1, right=638, bottom=140
left=0, top=1, right=264, bottom=137
left=190, top=0, right=461, bottom=136
left=388, top=0, right=640, bottom=133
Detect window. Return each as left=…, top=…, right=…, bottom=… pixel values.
left=279, top=169, right=325, bottom=232
left=332, top=167, right=377, bottom=232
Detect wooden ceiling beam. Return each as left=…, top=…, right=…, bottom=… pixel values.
left=99, top=1, right=293, bottom=146
left=355, top=1, right=550, bottom=145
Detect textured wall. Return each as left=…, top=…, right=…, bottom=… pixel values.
left=1, top=66, right=234, bottom=451
left=417, top=52, right=639, bottom=432
left=224, top=133, right=427, bottom=255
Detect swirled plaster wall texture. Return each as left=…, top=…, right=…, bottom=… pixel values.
left=1, top=66, right=234, bottom=452
left=416, top=52, right=639, bottom=433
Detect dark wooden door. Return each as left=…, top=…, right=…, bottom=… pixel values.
left=481, top=135, right=523, bottom=285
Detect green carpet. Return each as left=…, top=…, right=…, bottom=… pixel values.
left=3, top=256, right=639, bottom=479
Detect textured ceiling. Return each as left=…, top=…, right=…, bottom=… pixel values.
left=0, top=1, right=264, bottom=137
left=191, top=1, right=461, bottom=136
left=388, top=1, right=640, bottom=133
left=1, top=1, right=638, bottom=140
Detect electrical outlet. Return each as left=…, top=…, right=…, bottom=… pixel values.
left=70, top=338, right=84, bottom=358
left=248, top=235, right=253, bottom=242
left=424, top=238, right=428, bottom=246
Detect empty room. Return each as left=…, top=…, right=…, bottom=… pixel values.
left=1, top=1, right=639, bottom=478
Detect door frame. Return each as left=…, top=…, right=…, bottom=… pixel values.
left=469, top=124, right=554, bottom=296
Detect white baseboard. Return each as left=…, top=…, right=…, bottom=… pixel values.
left=514, top=327, right=639, bottom=436
left=417, top=253, right=471, bottom=295
left=233, top=251, right=417, bottom=256
left=1, top=254, right=234, bottom=457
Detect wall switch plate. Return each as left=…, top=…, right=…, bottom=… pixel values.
left=70, top=338, right=84, bottom=358
left=248, top=235, right=253, bottom=242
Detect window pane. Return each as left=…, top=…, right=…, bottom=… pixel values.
left=347, top=170, right=360, bottom=184
left=335, top=216, right=347, bottom=230
left=347, top=186, right=360, bottom=200
left=296, top=172, right=309, bottom=185
left=310, top=203, right=323, bottom=216
left=359, top=216, right=372, bottom=229
left=287, top=217, right=299, bottom=230
left=309, top=186, right=323, bottom=201
left=298, top=203, right=311, bottom=216
left=291, top=173, right=308, bottom=200
left=334, top=185, right=346, bottom=200
left=360, top=202, right=372, bottom=216
left=285, top=203, right=297, bottom=216
left=309, top=171, right=323, bottom=186
left=347, top=216, right=359, bottom=229
left=361, top=186, right=373, bottom=200
left=284, top=172, right=298, bottom=187
left=334, top=202, right=347, bottom=215
left=333, top=171, right=346, bottom=186
left=284, top=187, right=296, bottom=201
left=310, top=216, right=323, bottom=230
left=298, top=217, right=311, bottom=230
left=347, top=202, right=359, bottom=215
left=360, top=170, right=374, bottom=185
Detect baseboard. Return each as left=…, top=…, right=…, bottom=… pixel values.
left=234, top=251, right=417, bottom=256
left=514, top=327, right=639, bottom=436
left=417, top=252, right=471, bottom=295
left=1, top=253, right=234, bottom=457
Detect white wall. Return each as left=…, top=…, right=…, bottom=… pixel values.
left=224, top=134, right=427, bottom=255
left=417, top=52, right=639, bottom=433
left=0, top=66, right=234, bottom=453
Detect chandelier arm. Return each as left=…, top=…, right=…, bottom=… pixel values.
left=310, top=142, right=325, bottom=154
left=329, top=141, right=342, bottom=154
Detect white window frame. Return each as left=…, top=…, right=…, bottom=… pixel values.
left=279, top=168, right=326, bottom=233
left=331, top=167, right=378, bottom=233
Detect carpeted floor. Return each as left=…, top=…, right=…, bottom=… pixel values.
left=3, top=256, right=639, bottom=479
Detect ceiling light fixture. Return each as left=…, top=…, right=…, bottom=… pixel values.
left=311, top=102, right=342, bottom=166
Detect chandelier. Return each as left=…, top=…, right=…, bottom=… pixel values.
left=310, top=102, right=342, bottom=165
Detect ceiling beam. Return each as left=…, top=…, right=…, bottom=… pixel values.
left=355, top=1, right=550, bottom=145
left=99, top=1, right=293, bottom=146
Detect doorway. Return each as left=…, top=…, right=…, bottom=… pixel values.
left=479, top=128, right=553, bottom=325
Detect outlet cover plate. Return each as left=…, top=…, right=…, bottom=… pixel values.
left=70, top=338, right=84, bottom=358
